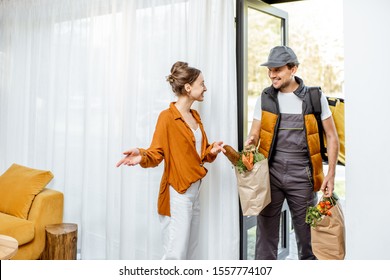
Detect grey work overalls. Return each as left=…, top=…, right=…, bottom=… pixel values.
left=255, top=113, right=317, bottom=260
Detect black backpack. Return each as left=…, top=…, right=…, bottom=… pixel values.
left=308, top=87, right=345, bottom=166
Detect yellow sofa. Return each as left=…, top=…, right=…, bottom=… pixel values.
left=0, top=164, right=64, bottom=260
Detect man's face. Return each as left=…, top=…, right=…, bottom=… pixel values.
left=267, top=65, right=297, bottom=92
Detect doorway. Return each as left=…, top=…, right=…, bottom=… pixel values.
left=236, top=0, right=290, bottom=260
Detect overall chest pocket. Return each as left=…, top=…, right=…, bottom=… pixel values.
left=276, top=114, right=307, bottom=152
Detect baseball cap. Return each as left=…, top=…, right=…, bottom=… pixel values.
left=261, top=46, right=299, bottom=67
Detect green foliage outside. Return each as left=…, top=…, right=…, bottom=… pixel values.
left=248, top=2, right=344, bottom=98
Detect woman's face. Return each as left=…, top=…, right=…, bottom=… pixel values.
left=187, top=73, right=207, bottom=101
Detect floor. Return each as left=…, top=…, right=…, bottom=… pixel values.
left=285, top=230, right=298, bottom=260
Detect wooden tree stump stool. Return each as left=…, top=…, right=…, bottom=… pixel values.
left=41, top=223, right=78, bottom=260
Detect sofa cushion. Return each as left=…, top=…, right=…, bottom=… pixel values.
left=0, top=212, right=35, bottom=246
left=0, top=163, right=54, bottom=219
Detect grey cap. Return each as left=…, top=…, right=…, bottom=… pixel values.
left=261, top=46, right=299, bottom=67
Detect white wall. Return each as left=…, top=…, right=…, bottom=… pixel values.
left=344, top=0, right=390, bottom=259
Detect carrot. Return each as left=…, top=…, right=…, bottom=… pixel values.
left=242, top=153, right=253, bottom=171
left=249, top=152, right=253, bottom=165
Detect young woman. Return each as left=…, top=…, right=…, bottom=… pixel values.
left=116, top=61, right=225, bottom=259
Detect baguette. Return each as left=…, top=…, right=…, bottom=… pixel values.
left=223, top=145, right=240, bottom=165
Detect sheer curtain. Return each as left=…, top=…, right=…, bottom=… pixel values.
left=0, top=0, right=239, bottom=259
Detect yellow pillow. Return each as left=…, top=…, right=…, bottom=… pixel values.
left=0, top=163, right=54, bottom=219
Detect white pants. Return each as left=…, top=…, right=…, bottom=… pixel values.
left=159, top=180, right=201, bottom=260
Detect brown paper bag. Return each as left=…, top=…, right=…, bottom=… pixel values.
left=311, top=202, right=346, bottom=260
left=234, top=158, right=271, bottom=216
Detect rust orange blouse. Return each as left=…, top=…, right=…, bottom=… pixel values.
left=138, top=102, right=217, bottom=216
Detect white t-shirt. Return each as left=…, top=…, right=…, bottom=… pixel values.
left=253, top=91, right=332, bottom=121
left=191, top=126, right=202, bottom=157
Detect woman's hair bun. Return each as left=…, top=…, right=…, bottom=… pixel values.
left=166, top=61, right=201, bottom=96
left=166, top=74, right=175, bottom=83
left=170, top=61, right=188, bottom=74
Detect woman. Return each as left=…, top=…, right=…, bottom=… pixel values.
left=116, top=61, right=225, bottom=259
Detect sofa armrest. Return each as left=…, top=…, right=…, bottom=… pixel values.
left=28, top=188, right=64, bottom=224
left=20, top=188, right=64, bottom=259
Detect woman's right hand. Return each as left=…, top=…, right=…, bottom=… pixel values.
left=116, top=148, right=142, bottom=167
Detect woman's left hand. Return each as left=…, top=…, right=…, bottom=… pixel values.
left=211, top=141, right=226, bottom=155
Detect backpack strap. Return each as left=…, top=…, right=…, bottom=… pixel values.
left=307, top=86, right=327, bottom=162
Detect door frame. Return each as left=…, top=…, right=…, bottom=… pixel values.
left=236, top=0, right=289, bottom=260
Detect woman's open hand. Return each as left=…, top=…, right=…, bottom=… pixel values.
left=211, top=141, right=226, bottom=155
left=116, top=148, right=142, bottom=167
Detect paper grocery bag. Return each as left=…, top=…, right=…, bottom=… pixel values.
left=235, top=158, right=271, bottom=216
left=311, top=202, right=346, bottom=260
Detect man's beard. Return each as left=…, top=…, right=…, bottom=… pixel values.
left=275, top=77, right=293, bottom=91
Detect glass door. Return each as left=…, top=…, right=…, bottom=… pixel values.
left=236, top=0, right=289, bottom=260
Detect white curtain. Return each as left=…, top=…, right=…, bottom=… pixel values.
left=0, top=0, right=239, bottom=259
